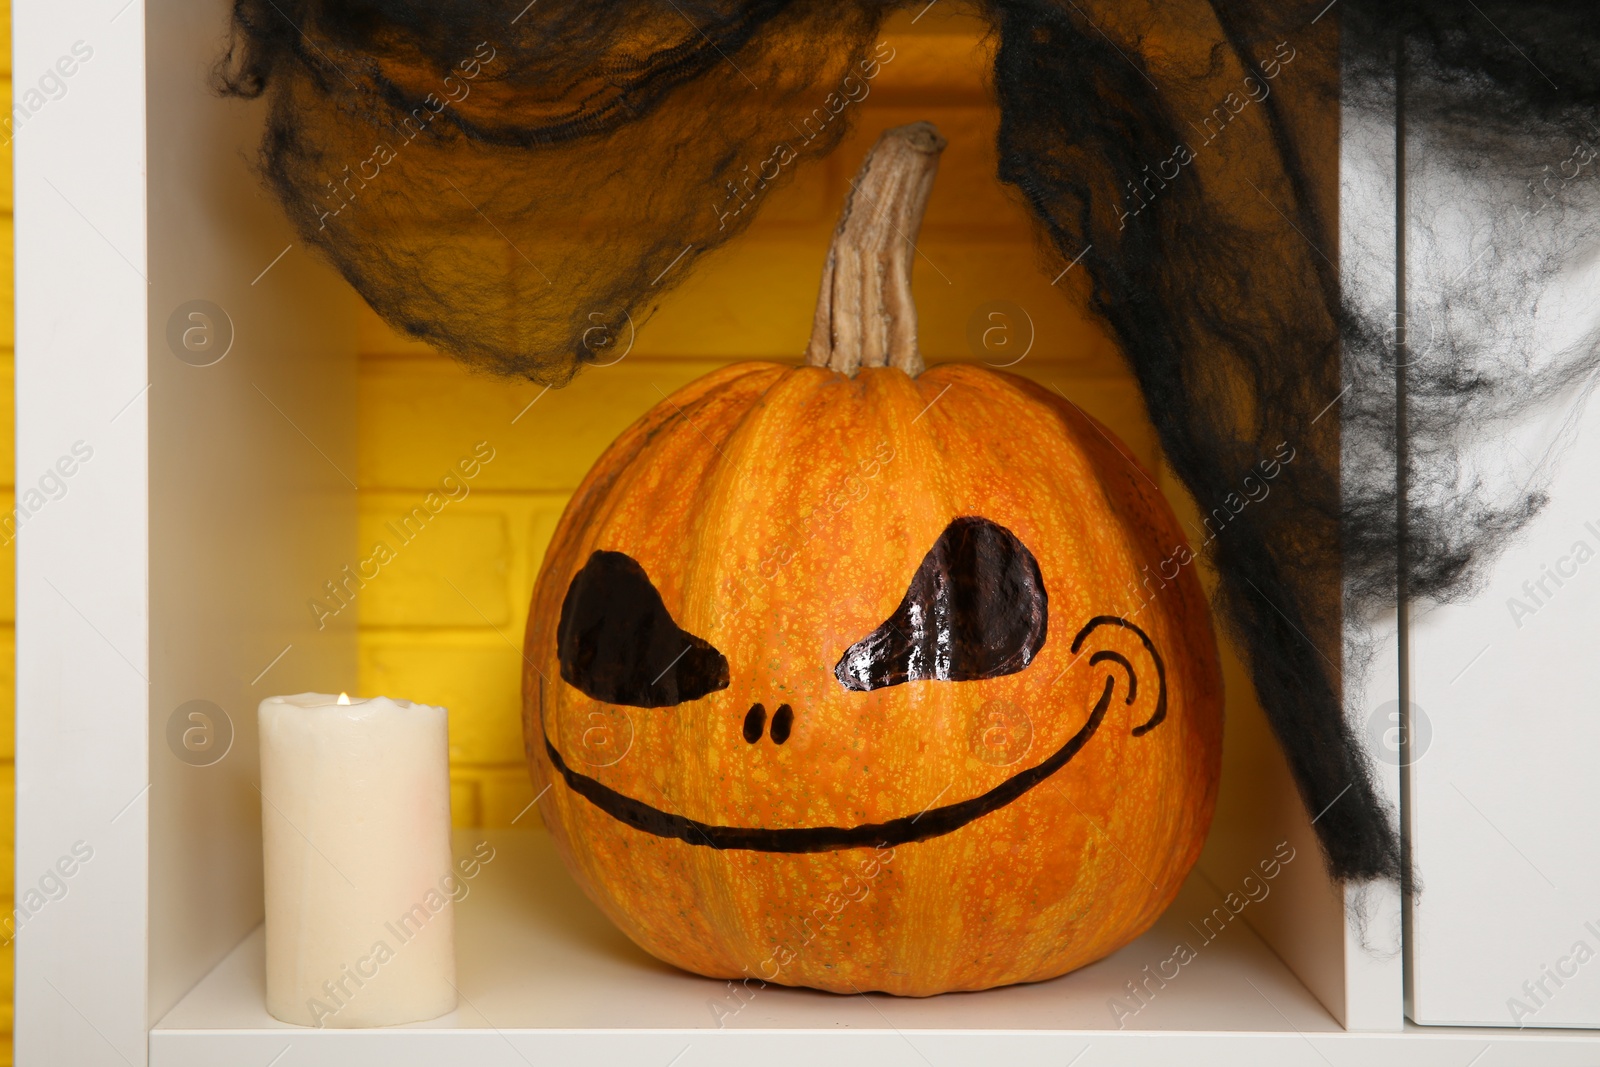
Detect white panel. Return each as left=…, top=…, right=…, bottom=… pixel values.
left=14, top=3, right=150, bottom=1064
left=144, top=0, right=357, bottom=1027
left=1408, top=355, right=1600, bottom=1025
left=1401, top=43, right=1600, bottom=1030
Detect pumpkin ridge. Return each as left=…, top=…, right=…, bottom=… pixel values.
left=538, top=361, right=785, bottom=587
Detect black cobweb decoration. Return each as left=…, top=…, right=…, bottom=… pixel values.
left=218, top=0, right=1600, bottom=884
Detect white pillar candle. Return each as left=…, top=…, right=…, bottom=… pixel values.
left=258, top=692, right=456, bottom=1028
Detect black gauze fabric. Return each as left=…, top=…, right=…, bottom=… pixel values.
left=217, top=0, right=1600, bottom=884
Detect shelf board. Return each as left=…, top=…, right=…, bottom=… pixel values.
left=151, top=829, right=1598, bottom=1066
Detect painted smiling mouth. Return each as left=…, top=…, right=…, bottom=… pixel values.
left=540, top=617, right=1166, bottom=853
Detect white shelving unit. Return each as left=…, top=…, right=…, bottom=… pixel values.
left=13, top=1, right=1598, bottom=1064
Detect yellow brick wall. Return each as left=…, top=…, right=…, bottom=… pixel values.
left=355, top=5, right=1159, bottom=835
left=1, top=0, right=16, bottom=1059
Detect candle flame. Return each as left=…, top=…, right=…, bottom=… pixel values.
left=337, top=692, right=351, bottom=705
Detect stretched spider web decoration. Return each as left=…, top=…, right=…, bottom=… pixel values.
left=218, top=0, right=1600, bottom=884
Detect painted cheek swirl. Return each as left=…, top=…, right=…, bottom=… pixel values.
left=1072, top=616, right=1166, bottom=736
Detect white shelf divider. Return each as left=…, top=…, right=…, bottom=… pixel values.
left=15, top=2, right=153, bottom=1064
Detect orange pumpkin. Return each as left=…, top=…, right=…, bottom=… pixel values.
left=522, top=123, right=1223, bottom=996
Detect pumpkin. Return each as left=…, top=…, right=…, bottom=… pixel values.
left=522, top=122, right=1223, bottom=996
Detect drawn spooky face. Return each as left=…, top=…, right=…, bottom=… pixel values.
left=537, top=515, right=1167, bottom=852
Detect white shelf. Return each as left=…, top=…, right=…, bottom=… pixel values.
left=150, top=829, right=1599, bottom=1066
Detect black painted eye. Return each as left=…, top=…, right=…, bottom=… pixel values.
left=557, top=550, right=730, bottom=708
left=834, top=517, right=1048, bottom=691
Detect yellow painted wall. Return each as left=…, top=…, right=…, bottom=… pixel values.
left=0, top=0, right=15, bottom=1049
left=1, top=0, right=16, bottom=1057
left=353, top=7, right=1160, bottom=832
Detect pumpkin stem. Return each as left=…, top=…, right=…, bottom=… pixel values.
left=804, top=121, right=946, bottom=378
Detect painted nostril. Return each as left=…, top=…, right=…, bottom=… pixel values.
left=743, top=703, right=766, bottom=744
left=771, top=703, right=794, bottom=745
